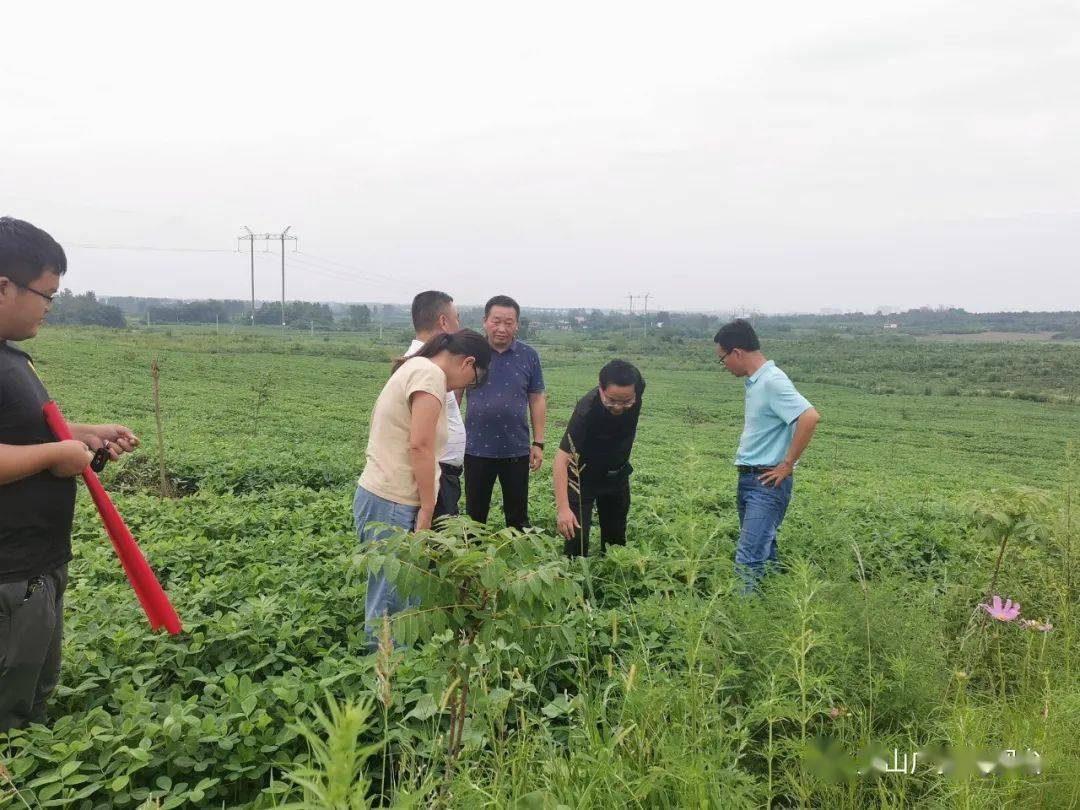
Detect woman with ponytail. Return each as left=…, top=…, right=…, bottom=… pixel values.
left=355, top=328, right=491, bottom=647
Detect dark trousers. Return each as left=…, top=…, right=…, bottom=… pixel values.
left=434, top=462, right=462, bottom=521
left=464, top=454, right=530, bottom=530
left=0, top=565, right=67, bottom=733
left=565, top=478, right=631, bottom=557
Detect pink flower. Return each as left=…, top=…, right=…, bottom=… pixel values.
left=981, top=595, right=1020, bottom=622
left=1021, top=619, right=1053, bottom=633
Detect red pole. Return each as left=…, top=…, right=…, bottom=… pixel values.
left=43, top=401, right=182, bottom=634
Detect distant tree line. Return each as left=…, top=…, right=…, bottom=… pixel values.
left=112, top=298, right=373, bottom=331
left=146, top=300, right=248, bottom=324
left=253, top=301, right=335, bottom=328
left=65, top=295, right=1080, bottom=339
left=47, top=290, right=125, bottom=328
left=747, top=308, right=1080, bottom=339
left=523, top=306, right=1080, bottom=340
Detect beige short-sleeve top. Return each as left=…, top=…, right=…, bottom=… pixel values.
left=359, top=357, right=448, bottom=506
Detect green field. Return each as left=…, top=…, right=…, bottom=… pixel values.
left=2, top=326, right=1078, bottom=808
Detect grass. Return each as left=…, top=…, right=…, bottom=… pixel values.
left=0, top=324, right=1076, bottom=808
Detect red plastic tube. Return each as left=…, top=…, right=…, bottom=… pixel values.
left=43, top=401, right=182, bottom=634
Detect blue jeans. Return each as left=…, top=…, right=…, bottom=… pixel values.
left=353, top=486, right=419, bottom=649
left=735, top=473, right=793, bottom=593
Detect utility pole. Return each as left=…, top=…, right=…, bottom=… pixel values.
left=237, top=226, right=297, bottom=329
left=279, top=226, right=293, bottom=331
left=642, top=293, right=651, bottom=337
left=627, top=293, right=634, bottom=339
left=238, top=226, right=256, bottom=325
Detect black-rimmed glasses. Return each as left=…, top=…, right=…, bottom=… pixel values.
left=12, top=281, right=56, bottom=304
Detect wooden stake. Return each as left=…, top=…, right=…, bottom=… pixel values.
left=151, top=360, right=174, bottom=498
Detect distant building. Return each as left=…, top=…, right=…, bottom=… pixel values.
left=884, top=323, right=900, bottom=329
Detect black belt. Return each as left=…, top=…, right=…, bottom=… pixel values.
left=440, top=462, right=463, bottom=475
left=737, top=465, right=775, bottom=474
left=24, top=574, right=46, bottom=602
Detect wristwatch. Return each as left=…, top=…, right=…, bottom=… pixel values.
left=532, top=441, right=545, bottom=450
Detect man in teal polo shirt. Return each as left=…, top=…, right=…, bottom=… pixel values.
left=714, top=319, right=820, bottom=592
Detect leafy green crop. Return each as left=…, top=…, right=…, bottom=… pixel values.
left=1, top=326, right=1077, bottom=808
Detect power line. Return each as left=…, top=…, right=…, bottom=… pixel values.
left=265, top=253, right=390, bottom=290
left=254, top=251, right=367, bottom=288
left=68, top=243, right=234, bottom=254
left=69, top=237, right=417, bottom=301
left=282, top=252, right=422, bottom=297
left=296, top=250, right=407, bottom=288
left=252, top=252, right=418, bottom=303
left=68, top=240, right=414, bottom=289
left=287, top=253, right=388, bottom=284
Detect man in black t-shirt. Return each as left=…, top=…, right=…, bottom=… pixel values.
left=553, top=360, right=645, bottom=557
left=0, top=217, right=139, bottom=733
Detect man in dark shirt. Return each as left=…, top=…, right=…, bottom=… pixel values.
left=463, top=295, right=546, bottom=530
left=0, top=217, right=139, bottom=733
left=554, top=360, right=645, bottom=557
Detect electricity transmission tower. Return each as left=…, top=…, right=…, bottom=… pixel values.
left=625, top=294, right=653, bottom=338
left=237, top=226, right=298, bottom=327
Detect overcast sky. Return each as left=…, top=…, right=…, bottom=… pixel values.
left=3, top=1, right=1078, bottom=313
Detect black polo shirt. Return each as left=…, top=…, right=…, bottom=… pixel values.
left=559, top=379, right=645, bottom=488
left=0, top=341, right=76, bottom=583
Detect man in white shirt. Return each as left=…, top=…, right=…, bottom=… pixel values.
left=405, top=291, right=466, bottom=519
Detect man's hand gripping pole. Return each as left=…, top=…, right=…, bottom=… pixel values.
left=43, top=401, right=181, bottom=634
